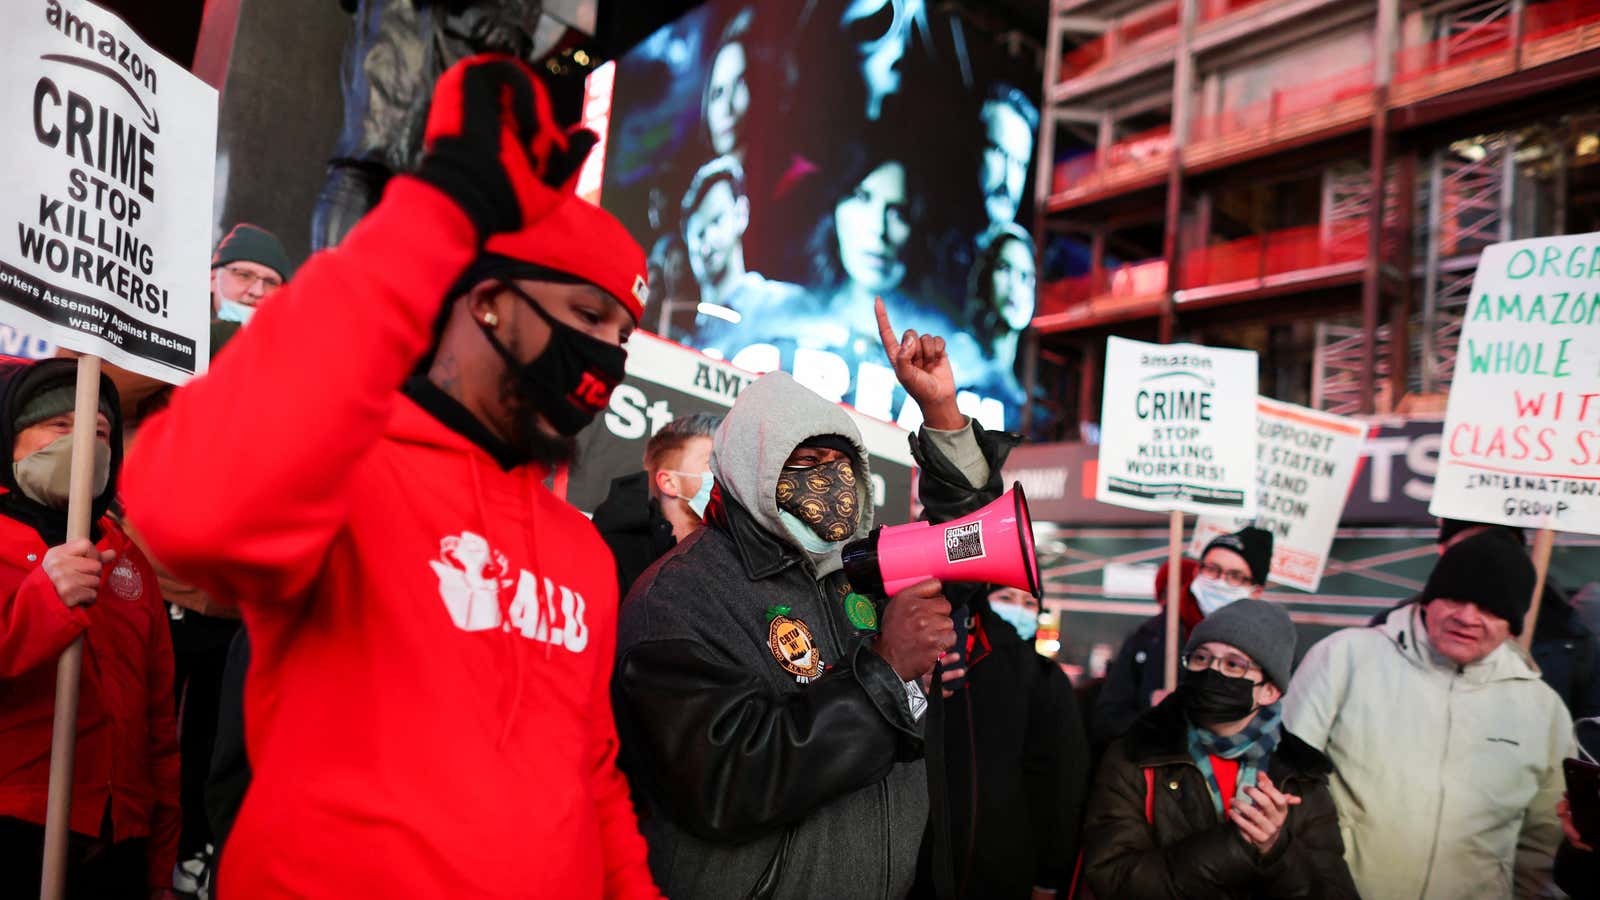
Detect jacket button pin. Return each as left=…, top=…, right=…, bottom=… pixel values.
left=26, top=554, right=37, bottom=562
left=1167, top=781, right=1180, bottom=791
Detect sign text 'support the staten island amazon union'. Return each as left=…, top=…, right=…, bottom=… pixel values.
left=0, top=0, right=216, bottom=384
left=1096, top=336, right=1260, bottom=517
left=1192, top=398, right=1367, bottom=592
left=1430, top=233, right=1600, bottom=535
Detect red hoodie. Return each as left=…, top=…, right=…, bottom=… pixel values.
left=122, top=179, right=659, bottom=899
left=0, top=512, right=179, bottom=888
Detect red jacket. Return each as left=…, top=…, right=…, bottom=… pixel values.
left=122, top=179, right=660, bottom=899
left=0, top=511, right=179, bottom=888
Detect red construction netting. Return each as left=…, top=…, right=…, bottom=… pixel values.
left=1038, top=258, right=1168, bottom=317
left=1198, top=0, right=1272, bottom=23
left=1059, top=1, right=1179, bottom=81
left=1178, top=225, right=1367, bottom=290
left=1523, top=0, right=1600, bottom=41
left=1050, top=125, right=1173, bottom=196
left=1393, top=21, right=1511, bottom=84
left=1188, top=62, right=1375, bottom=143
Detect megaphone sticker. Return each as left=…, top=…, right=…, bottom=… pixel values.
left=944, top=522, right=986, bottom=563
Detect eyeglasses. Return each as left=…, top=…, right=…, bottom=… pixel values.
left=1198, top=562, right=1254, bottom=587
left=1184, top=647, right=1261, bottom=680
left=221, top=265, right=283, bottom=290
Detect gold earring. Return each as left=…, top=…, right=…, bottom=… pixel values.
left=483, top=312, right=499, bottom=327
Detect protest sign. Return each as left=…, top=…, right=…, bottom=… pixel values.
left=570, top=333, right=916, bottom=524
left=1095, top=336, right=1260, bottom=516
left=1429, top=233, right=1600, bottom=536
left=1191, top=398, right=1367, bottom=592
left=1, top=0, right=217, bottom=382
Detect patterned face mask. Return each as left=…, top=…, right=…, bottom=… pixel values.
left=776, top=457, right=859, bottom=543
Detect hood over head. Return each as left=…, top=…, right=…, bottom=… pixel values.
left=0, top=356, right=124, bottom=540
left=712, top=371, right=873, bottom=576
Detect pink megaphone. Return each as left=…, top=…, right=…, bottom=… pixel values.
left=842, top=484, right=1041, bottom=598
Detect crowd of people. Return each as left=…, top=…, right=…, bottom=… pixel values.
left=1, top=50, right=1598, bottom=900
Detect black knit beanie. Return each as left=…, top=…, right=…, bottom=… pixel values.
left=1438, top=517, right=1527, bottom=548
left=1420, top=528, right=1535, bottom=635
left=212, top=224, right=295, bottom=281
left=1203, top=526, right=1274, bottom=586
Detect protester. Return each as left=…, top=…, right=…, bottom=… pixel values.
left=1286, top=528, right=1572, bottom=899
left=1083, top=599, right=1358, bottom=899
left=122, top=56, right=660, bottom=898
left=204, top=627, right=250, bottom=895
left=593, top=412, right=722, bottom=597
left=876, top=299, right=1077, bottom=900
left=0, top=357, right=180, bottom=899
left=209, top=224, right=293, bottom=322
left=913, top=584, right=1091, bottom=899
left=1094, top=527, right=1273, bottom=748
left=612, top=298, right=988, bottom=898
left=108, top=323, right=249, bottom=899
left=1370, top=518, right=1600, bottom=720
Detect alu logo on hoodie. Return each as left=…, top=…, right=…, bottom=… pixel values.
left=429, top=531, right=590, bottom=652
left=107, top=557, right=143, bottom=601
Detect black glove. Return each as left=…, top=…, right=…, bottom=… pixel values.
left=415, top=54, right=597, bottom=240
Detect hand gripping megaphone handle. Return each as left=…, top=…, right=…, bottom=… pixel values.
left=842, top=483, right=1041, bottom=599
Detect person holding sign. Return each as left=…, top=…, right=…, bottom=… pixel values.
left=121, top=56, right=662, bottom=898
left=1093, top=527, right=1274, bottom=748
left=1285, top=528, right=1574, bottom=900
left=0, top=357, right=179, bottom=899
left=1081, top=599, right=1358, bottom=900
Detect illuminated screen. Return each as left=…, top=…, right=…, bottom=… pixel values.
left=593, top=0, right=1040, bottom=430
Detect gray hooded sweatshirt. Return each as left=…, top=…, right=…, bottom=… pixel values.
left=614, top=372, right=928, bottom=900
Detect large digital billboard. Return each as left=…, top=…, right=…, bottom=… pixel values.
left=592, top=0, right=1040, bottom=430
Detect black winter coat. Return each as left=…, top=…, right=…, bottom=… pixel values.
left=906, top=421, right=1092, bottom=898
left=1082, top=696, right=1359, bottom=900
left=1092, top=613, right=1187, bottom=751
left=591, top=470, right=678, bottom=599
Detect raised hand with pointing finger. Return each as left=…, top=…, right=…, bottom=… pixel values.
left=875, top=296, right=964, bottom=430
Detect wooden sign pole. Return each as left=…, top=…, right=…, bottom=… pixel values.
left=40, top=355, right=103, bottom=900
left=1165, top=509, right=1184, bottom=692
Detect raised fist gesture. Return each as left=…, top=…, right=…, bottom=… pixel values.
left=875, top=297, right=963, bottom=430
left=417, top=54, right=597, bottom=238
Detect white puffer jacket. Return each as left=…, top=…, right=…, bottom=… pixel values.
left=1285, top=603, right=1574, bottom=900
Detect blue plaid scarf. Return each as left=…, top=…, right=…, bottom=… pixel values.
left=1186, top=702, right=1284, bottom=820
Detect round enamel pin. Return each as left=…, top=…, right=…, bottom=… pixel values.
left=844, top=592, right=878, bottom=631
left=768, top=614, right=823, bottom=681
left=107, top=557, right=143, bottom=601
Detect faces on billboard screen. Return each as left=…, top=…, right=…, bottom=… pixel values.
left=599, top=1, right=1038, bottom=430
left=980, top=87, right=1037, bottom=229
left=834, top=161, right=911, bottom=297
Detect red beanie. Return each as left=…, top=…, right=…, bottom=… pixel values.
left=480, top=195, right=648, bottom=321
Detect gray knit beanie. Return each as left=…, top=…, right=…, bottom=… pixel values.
left=1184, top=598, right=1297, bottom=689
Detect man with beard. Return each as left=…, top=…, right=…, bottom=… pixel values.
left=122, top=56, right=661, bottom=899
left=977, top=84, right=1036, bottom=231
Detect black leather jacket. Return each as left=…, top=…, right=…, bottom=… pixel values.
left=613, top=488, right=927, bottom=900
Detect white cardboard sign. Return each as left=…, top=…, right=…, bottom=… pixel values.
left=1095, top=336, right=1259, bottom=516
left=1429, top=233, right=1600, bottom=535
left=1191, top=398, right=1367, bottom=592
left=0, top=0, right=217, bottom=383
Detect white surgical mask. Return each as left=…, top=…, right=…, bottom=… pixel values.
left=216, top=299, right=256, bottom=324
left=667, top=470, right=714, bottom=519
left=779, top=510, right=838, bottom=554
left=1192, top=575, right=1254, bottom=617
left=989, top=599, right=1038, bottom=641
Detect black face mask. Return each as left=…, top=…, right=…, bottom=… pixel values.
left=480, top=282, right=627, bottom=439
left=1179, top=667, right=1259, bottom=727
